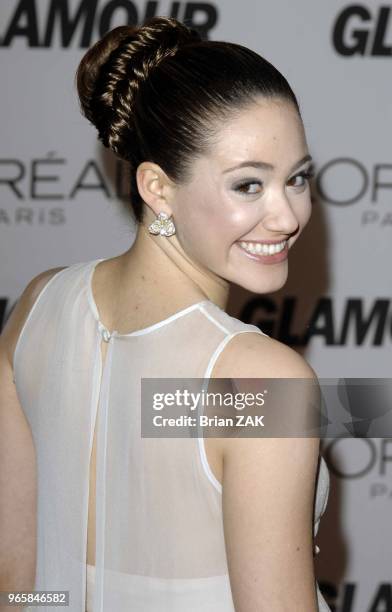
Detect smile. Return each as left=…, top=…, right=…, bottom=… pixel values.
left=238, top=240, right=287, bottom=255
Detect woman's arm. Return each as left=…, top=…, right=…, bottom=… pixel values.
left=0, top=268, right=65, bottom=611
left=216, top=333, right=321, bottom=611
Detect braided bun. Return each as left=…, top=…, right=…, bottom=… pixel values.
left=75, top=17, right=300, bottom=225
left=75, top=17, right=201, bottom=159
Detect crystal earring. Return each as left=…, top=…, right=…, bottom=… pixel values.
left=148, top=211, right=176, bottom=237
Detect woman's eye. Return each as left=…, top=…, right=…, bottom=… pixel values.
left=233, top=168, right=314, bottom=195
left=288, top=169, right=314, bottom=188
left=233, top=180, right=263, bottom=195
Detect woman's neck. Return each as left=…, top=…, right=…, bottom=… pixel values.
left=117, top=208, right=230, bottom=312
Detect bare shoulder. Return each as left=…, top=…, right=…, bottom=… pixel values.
left=212, top=329, right=318, bottom=380
left=0, top=266, right=68, bottom=368
left=213, top=333, right=321, bottom=609
left=210, top=329, right=320, bottom=456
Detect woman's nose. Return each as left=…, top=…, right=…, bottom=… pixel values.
left=260, top=193, right=300, bottom=236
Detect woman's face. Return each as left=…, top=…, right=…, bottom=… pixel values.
left=170, top=97, right=313, bottom=294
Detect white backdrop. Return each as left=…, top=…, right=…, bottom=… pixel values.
left=1, top=2, right=391, bottom=610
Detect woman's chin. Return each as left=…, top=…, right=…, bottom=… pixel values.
left=228, top=261, right=289, bottom=294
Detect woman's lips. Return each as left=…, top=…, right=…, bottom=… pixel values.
left=235, top=240, right=289, bottom=264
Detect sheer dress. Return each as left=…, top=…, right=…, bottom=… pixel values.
left=13, top=258, right=331, bottom=611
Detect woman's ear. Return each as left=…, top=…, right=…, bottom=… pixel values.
left=136, top=161, right=175, bottom=217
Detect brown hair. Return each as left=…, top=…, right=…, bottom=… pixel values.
left=75, top=16, right=301, bottom=224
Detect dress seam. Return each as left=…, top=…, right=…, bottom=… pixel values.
left=197, top=328, right=268, bottom=495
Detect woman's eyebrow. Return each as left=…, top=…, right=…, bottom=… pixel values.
left=222, top=154, right=313, bottom=174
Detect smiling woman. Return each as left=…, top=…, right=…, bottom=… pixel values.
left=0, top=15, right=330, bottom=612
left=163, top=98, right=315, bottom=293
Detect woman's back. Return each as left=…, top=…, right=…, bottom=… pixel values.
left=10, top=257, right=330, bottom=611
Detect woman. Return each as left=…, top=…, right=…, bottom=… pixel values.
left=0, top=16, right=330, bottom=612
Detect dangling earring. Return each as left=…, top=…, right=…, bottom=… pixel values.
left=148, top=211, right=176, bottom=237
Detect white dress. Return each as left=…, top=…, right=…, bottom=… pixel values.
left=14, top=257, right=331, bottom=611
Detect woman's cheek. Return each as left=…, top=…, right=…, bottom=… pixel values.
left=224, top=202, right=264, bottom=240
left=299, top=196, right=313, bottom=228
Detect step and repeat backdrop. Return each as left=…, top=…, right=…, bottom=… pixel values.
left=1, top=2, right=391, bottom=610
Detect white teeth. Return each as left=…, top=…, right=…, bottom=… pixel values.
left=239, top=240, right=287, bottom=256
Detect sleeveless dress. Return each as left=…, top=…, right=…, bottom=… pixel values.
left=13, top=257, right=330, bottom=612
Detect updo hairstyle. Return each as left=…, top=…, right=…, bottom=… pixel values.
left=76, top=16, right=300, bottom=223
